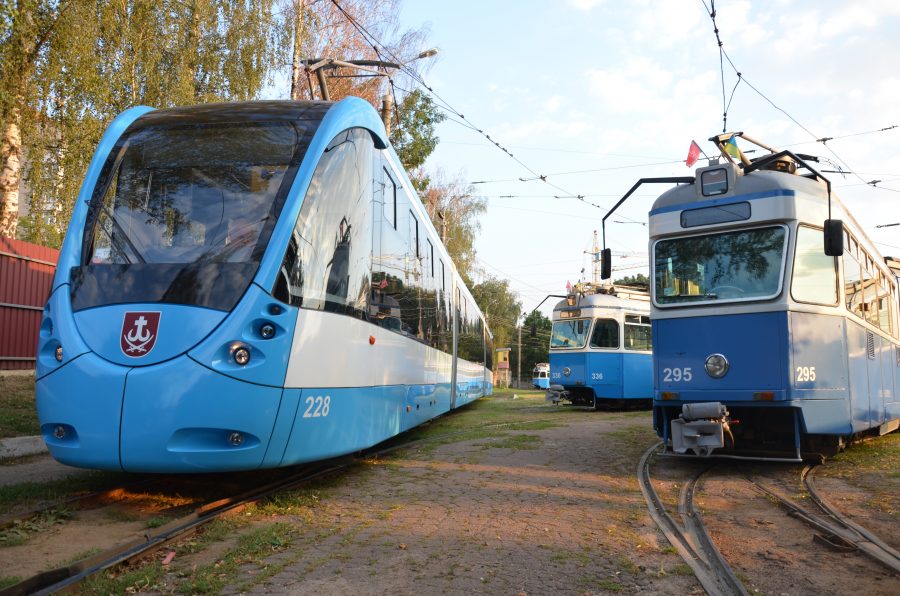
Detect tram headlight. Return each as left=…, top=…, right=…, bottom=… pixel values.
left=259, top=323, right=276, bottom=339
left=54, top=345, right=63, bottom=362
left=232, top=344, right=251, bottom=366
left=704, top=353, right=729, bottom=378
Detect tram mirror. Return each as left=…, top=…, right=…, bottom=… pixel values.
left=577, top=320, right=584, bottom=334
left=823, top=219, right=844, bottom=256
left=601, top=248, right=612, bottom=280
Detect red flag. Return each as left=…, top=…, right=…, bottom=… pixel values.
left=566, top=280, right=572, bottom=292
left=378, top=277, right=388, bottom=289
left=686, top=140, right=702, bottom=168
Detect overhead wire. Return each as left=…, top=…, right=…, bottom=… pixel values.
left=699, top=0, right=899, bottom=193
left=327, top=0, right=638, bottom=215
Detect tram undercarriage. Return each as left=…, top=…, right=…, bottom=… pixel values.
left=655, top=402, right=860, bottom=462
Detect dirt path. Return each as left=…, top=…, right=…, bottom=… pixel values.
left=212, top=414, right=700, bottom=595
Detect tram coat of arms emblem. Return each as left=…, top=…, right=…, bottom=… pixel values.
left=120, top=312, right=161, bottom=357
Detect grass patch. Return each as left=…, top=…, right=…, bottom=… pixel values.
left=0, top=374, right=39, bottom=438
left=176, top=523, right=296, bottom=594
left=579, top=575, right=626, bottom=592
left=0, top=576, right=22, bottom=590
left=476, top=434, right=542, bottom=451
left=827, top=432, right=900, bottom=477
left=51, top=547, right=103, bottom=568
left=670, top=563, right=694, bottom=576
left=0, top=507, right=72, bottom=546
left=81, top=561, right=166, bottom=595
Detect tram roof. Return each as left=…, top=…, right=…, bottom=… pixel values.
left=553, top=292, right=650, bottom=314
left=123, top=100, right=335, bottom=132
left=651, top=166, right=828, bottom=214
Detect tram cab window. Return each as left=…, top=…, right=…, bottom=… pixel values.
left=589, top=318, right=619, bottom=349
left=654, top=226, right=786, bottom=305
left=791, top=226, right=838, bottom=305
left=624, top=314, right=652, bottom=351
left=551, top=318, right=590, bottom=349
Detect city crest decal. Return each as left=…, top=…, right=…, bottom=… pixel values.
left=121, top=312, right=161, bottom=357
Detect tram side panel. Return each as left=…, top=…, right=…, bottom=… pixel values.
left=622, top=351, right=652, bottom=398
left=787, top=311, right=852, bottom=435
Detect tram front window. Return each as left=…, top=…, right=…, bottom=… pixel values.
left=654, top=226, right=786, bottom=305
left=550, top=319, right=590, bottom=349
left=73, top=118, right=314, bottom=311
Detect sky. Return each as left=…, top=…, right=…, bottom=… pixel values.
left=391, top=0, right=900, bottom=318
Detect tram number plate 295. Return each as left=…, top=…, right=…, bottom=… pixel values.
left=662, top=367, right=692, bottom=382
left=795, top=366, right=816, bottom=382
left=303, top=395, right=331, bottom=418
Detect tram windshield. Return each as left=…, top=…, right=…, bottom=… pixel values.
left=72, top=118, right=315, bottom=311
left=550, top=318, right=590, bottom=349
left=654, top=226, right=786, bottom=305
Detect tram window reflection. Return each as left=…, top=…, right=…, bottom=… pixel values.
left=791, top=226, right=838, bottom=305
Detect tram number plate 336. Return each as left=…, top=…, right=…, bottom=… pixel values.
left=662, top=367, right=692, bottom=382
left=303, top=395, right=331, bottom=418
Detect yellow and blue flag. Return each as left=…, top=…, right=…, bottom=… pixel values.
left=724, top=135, right=741, bottom=160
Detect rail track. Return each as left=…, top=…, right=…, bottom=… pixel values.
left=748, top=465, right=900, bottom=575
left=0, top=416, right=554, bottom=595
left=637, top=442, right=748, bottom=596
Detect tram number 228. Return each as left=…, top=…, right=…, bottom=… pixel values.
left=303, top=395, right=331, bottom=418
left=662, top=367, right=692, bottom=382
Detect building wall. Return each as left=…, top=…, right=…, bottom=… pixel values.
left=0, top=237, right=59, bottom=370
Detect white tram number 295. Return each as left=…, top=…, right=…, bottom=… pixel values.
left=795, top=366, right=816, bottom=382
left=662, top=367, right=692, bottom=382
left=303, top=395, right=331, bottom=418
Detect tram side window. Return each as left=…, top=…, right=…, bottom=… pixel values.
left=791, top=226, right=838, bottom=305
left=843, top=245, right=864, bottom=319
left=860, top=250, right=879, bottom=327
left=589, top=318, right=619, bottom=349
left=624, top=314, right=652, bottom=351
left=383, top=168, right=396, bottom=229
left=273, top=128, right=373, bottom=316
left=877, top=274, right=893, bottom=334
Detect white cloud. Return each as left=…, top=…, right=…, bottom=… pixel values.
left=543, top=95, right=564, bottom=113
left=567, top=0, right=606, bottom=11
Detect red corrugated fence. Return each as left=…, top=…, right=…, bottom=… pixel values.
left=0, top=236, right=59, bottom=370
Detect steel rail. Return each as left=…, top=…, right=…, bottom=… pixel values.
left=748, top=469, right=900, bottom=575
left=2, top=414, right=559, bottom=595
left=679, top=466, right=749, bottom=596
left=637, top=442, right=746, bottom=596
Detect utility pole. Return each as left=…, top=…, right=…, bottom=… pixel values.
left=517, top=322, right=522, bottom=389
left=380, top=93, right=394, bottom=137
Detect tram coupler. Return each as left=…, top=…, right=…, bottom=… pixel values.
left=670, top=402, right=732, bottom=457
left=546, top=384, right=569, bottom=405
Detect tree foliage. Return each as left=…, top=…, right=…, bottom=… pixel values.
left=510, top=310, right=551, bottom=383
left=615, top=273, right=649, bottom=288
left=471, top=275, right=521, bottom=353
left=419, top=169, right=485, bottom=286
left=390, top=88, right=444, bottom=173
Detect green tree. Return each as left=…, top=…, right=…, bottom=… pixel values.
left=0, top=0, right=72, bottom=238
left=11, top=0, right=285, bottom=245
left=615, top=273, right=649, bottom=288
left=420, top=169, right=485, bottom=285
left=390, top=88, right=444, bottom=174
left=511, top=310, right=551, bottom=385
left=471, top=275, right=521, bottom=356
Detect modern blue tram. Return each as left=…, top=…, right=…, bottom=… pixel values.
left=624, top=133, right=900, bottom=460
left=35, top=98, right=493, bottom=473
left=546, top=284, right=653, bottom=408
left=532, top=363, right=550, bottom=389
